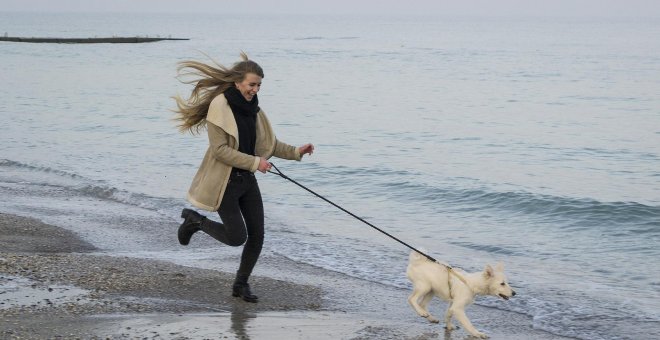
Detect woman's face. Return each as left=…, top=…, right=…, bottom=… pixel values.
left=235, top=73, right=262, bottom=101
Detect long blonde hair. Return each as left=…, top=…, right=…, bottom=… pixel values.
left=173, top=52, right=264, bottom=134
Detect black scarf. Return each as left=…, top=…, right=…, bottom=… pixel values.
left=224, top=86, right=259, bottom=156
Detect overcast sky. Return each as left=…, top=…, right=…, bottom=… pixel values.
left=0, top=0, right=658, bottom=17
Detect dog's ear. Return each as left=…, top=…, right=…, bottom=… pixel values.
left=495, top=262, right=504, bottom=272
left=484, top=264, right=494, bottom=278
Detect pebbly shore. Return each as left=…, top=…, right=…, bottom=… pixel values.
left=0, top=212, right=573, bottom=339
left=0, top=213, right=322, bottom=339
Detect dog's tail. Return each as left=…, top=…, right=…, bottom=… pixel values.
left=409, top=248, right=431, bottom=263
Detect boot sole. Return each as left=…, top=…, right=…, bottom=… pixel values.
left=231, top=292, right=259, bottom=303
left=232, top=291, right=258, bottom=303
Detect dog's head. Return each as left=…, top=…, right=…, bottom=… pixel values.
left=483, top=262, right=516, bottom=300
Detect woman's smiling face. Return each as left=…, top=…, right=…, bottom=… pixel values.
left=235, top=73, right=262, bottom=101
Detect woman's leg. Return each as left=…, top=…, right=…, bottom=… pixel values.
left=235, top=176, right=264, bottom=281
left=211, top=173, right=264, bottom=279
left=218, top=173, right=264, bottom=303
left=199, top=175, right=249, bottom=246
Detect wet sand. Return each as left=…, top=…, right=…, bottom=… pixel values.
left=0, top=212, right=571, bottom=339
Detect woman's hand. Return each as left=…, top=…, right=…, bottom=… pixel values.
left=298, top=143, right=315, bottom=157
left=257, top=157, right=272, bottom=173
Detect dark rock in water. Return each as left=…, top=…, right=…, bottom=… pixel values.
left=0, top=36, right=189, bottom=44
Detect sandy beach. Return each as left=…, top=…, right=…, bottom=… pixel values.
left=0, top=212, right=571, bottom=339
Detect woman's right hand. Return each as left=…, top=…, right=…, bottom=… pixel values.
left=257, top=157, right=272, bottom=173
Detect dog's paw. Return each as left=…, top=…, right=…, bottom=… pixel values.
left=426, top=315, right=440, bottom=323
left=470, top=331, right=488, bottom=338
left=444, top=323, right=457, bottom=331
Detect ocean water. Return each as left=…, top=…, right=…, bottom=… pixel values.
left=1, top=12, right=659, bottom=339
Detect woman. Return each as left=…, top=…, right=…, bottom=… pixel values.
left=173, top=52, right=314, bottom=303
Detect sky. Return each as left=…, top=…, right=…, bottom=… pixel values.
left=0, top=0, right=658, bottom=17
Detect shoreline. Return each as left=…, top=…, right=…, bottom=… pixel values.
left=0, top=212, right=572, bottom=339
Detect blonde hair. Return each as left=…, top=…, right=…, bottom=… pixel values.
left=173, top=52, right=264, bottom=134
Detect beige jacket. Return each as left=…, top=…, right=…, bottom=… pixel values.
left=187, top=94, right=301, bottom=211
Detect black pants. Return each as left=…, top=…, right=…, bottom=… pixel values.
left=201, top=170, right=264, bottom=280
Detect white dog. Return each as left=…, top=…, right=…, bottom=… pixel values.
left=406, top=250, right=516, bottom=338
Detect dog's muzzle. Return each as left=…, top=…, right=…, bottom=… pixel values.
left=499, top=290, right=516, bottom=300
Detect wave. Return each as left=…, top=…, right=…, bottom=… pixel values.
left=0, top=158, right=179, bottom=214
left=449, top=189, right=660, bottom=228
left=0, top=159, right=86, bottom=180
left=306, top=164, right=660, bottom=233
left=295, top=36, right=325, bottom=40
left=4, top=158, right=659, bottom=234
left=294, top=36, right=359, bottom=41
left=448, top=241, right=524, bottom=256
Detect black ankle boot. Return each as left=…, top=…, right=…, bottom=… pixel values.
left=232, top=282, right=258, bottom=303
left=178, top=208, right=203, bottom=245
left=233, top=275, right=258, bottom=303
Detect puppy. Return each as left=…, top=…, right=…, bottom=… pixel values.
left=406, top=250, right=516, bottom=338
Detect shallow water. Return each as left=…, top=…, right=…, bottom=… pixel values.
left=1, top=12, right=659, bottom=340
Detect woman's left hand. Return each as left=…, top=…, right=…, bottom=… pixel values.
left=298, top=143, right=315, bottom=157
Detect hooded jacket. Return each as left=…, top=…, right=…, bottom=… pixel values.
left=187, top=93, right=301, bottom=211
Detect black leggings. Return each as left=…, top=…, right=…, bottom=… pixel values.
left=201, top=170, right=264, bottom=279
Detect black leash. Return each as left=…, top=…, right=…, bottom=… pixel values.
left=267, top=162, right=444, bottom=266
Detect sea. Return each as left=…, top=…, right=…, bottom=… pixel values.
left=1, top=12, right=659, bottom=340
